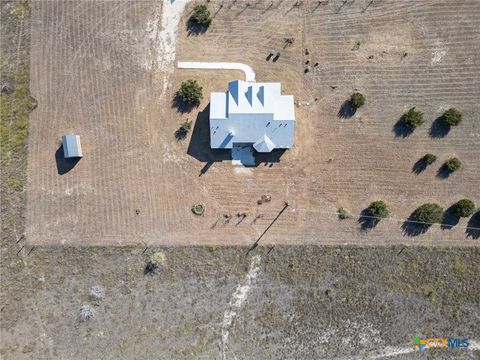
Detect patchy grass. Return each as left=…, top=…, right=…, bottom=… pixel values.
left=1, top=63, right=34, bottom=167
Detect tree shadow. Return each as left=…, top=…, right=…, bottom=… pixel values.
left=440, top=206, right=460, bottom=230
left=466, top=212, right=480, bottom=239
left=412, top=157, right=428, bottom=174
left=172, top=93, right=199, bottom=114
left=186, top=18, right=208, bottom=36
left=392, top=117, right=413, bottom=138
left=401, top=212, right=431, bottom=236
left=429, top=116, right=450, bottom=138
left=55, top=145, right=80, bottom=175
left=358, top=209, right=379, bottom=231
left=436, top=163, right=452, bottom=179
left=337, top=101, right=356, bottom=118
left=174, top=127, right=188, bottom=141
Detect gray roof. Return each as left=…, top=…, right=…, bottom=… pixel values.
left=210, top=80, right=295, bottom=152
left=62, top=135, right=83, bottom=158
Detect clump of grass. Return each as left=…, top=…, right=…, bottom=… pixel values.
left=79, top=305, right=95, bottom=321
left=89, top=286, right=104, bottom=306
left=192, top=202, right=205, bottom=216
left=349, top=92, right=365, bottom=109
left=1, top=63, right=36, bottom=166
left=145, top=251, right=166, bottom=274
left=10, top=0, right=30, bottom=19
left=338, top=207, right=352, bottom=220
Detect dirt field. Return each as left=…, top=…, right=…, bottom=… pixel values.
left=25, top=0, right=479, bottom=247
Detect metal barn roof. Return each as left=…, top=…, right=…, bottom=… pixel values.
left=62, top=135, right=83, bottom=158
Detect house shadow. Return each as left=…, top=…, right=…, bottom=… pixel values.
left=466, top=212, right=480, bottom=239
left=337, top=101, right=356, bottom=119
left=429, top=116, right=450, bottom=138
left=393, top=117, right=413, bottom=138
left=255, top=149, right=286, bottom=166
left=358, top=209, right=380, bottom=231
left=187, top=104, right=230, bottom=175
left=401, top=212, right=431, bottom=236
left=55, top=145, right=80, bottom=175
left=412, top=157, right=428, bottom=174
left=440, top=206, right=459, bottom=230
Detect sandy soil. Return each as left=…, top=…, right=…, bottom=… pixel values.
left=25, top=0, right=479, bottom=246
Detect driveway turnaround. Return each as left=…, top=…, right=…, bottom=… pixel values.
left=177, top=61, right=256, bottom=82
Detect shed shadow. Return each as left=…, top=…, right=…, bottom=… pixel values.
left=55, top=145, right=80, bottom=175
left=401, top=212, right=431, bottom=236
left=338, top=101, right=356, bottom=118
left=466, top=212, right=480, bottom=239
left=440, top=206, right=459, bottom=230
left=358, top=209, right=379, bottom=231
left=393, top=117, right=413, bottom=138
left=429, top=116, right=450, bottom=138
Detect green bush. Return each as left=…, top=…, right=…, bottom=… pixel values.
left=350, top=92, right=365, bottom=109
left=424, top=153, right=437, bottom=165
left=452, top=199, right=475, bottom=218
left=189, top=4, right=212, bottom=26
left=401, top=107, right=424, bottom=129
left=178, top=80, right=203, bottom=105
left=367, top=200, right=389, bottom=219
left=441, top=107, right=463, bottom=127
left=413, top=203, right=444, bottom=224
left=445, top=157, right=462, bottom=172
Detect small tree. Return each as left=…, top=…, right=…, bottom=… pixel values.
left=441, top=107, right=463, bottom=127
left=452, top=199, right=476, bottom=218
left=175, top=120, right=192, bottom=140
left=189, top=4, right=212, bottom=27
left=445, top=157, right=462, bottom=172
left=424, top=153, right=437, bottom=165
left=366, top=200, right=389, bottom=219
left=413, top=203, right=444, bottom=224
left=178, top=80, right=203, bottom=105
left=401, top=107, right=424, bottom=129
left=350, top=92, right=365, bottom=109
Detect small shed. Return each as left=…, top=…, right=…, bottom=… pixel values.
left=62, top=134, right=83, bottom=158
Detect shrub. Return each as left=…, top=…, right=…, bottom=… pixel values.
left=79, top=305, right=95, bottom=321
left=401, top=107, right=424, bottom=129
left=350, top=92, right=365, bottom=109
left=338, top=207, right=352, bottom=220
left=452, top=199, right=476, bottom=218
left=175, top=120, right=192, bottom=140
left=189, top=4, right=212, bottom=27
left=441, top=107, right=463, bottom=127
left=192, top=202, right=205, bottom=216
left=445, top=157, right=462, bottom=172
left=424, top=153, right=437, bottom=165
left=366, top=200, right=389, bottom=219
left=178, top=80, right=203, bottom=105
left=413, top=203, right=444, bottom=224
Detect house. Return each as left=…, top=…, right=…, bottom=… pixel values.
left=62, top=134, right=83, bottom=158
left=209, top=80, right=295, bottom=153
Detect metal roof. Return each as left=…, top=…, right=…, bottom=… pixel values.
left=210, top=80, right=295, bottom=152
left=62, top=135, right=83, bottom=158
